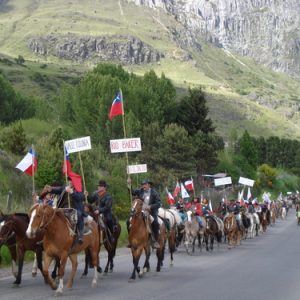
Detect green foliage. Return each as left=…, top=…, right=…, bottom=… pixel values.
left=237, top=130, right=258, bottom=168
left=256, top=164, right=278, bottom=189
left=0, top=121, right=27, bottom=155
left=176, top=88, right=214, bottom=135
left=14, top=55, right=25, bottom=65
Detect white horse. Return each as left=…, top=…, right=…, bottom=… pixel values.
left=245, top=213, right=255, bottom=239
left=184, top=211, right=202, bottom=254
left=252, top=213, right=260, bottom=236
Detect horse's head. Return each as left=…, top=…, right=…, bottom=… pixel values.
left=0, top=216, right=14, bottom=246
left=130, top=198, right=143, bottom=216
left=26, top=204, right=52, bottom=238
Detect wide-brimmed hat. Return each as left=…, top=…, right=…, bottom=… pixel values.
left=141, top=178, right=153, bottom=185
left=97, top=180, right=108, bottom=188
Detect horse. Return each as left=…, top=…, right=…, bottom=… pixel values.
left=0, top=213, right=46, bottom=285
left=184, top=210, right=202, bottom=254
left=82, top=203, right=121, bottom=275
left=270, top=207, right=276, bottom=226
left=204, top=215, right=222, bottom=251
left=260, top=211, right=268, bottom=232
left=128, top=198, right=151, bottom=281
left=0, top=212, right=18, bottom=278
left=26, top=204, right=99, bottom=296
left=244, top=213, right=255, bottom=239
left=223, top=213, right=241, bottom=248
left=158, top=207, right=179, bottom=266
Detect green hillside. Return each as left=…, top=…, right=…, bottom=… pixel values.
left=0, top=0, right=299, bottom=140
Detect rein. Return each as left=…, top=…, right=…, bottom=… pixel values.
left=39, top=207, right=56, bottom=230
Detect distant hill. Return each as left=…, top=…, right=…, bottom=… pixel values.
left=0, top=0, right=299, bottom=140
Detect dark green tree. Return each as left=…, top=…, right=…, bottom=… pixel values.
left=176, top=88, right=215, bottom=136
left=237, top=130, right=258, bottom=168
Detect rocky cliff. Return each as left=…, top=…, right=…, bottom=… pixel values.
left=129, top=0, right=300, bottom=78
left=28, top=34, right=162, bottom=65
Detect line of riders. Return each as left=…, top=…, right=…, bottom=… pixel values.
left=33, top=176, right=292, bottom=250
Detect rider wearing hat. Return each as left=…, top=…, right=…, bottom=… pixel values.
left=49, top=177, right=85, bottom=244
left=87, top=180, right=116, bottom=243
left=127, top=178, right=161, bottom=249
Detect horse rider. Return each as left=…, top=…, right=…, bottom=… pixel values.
left=176, top=196, right=188, bottom=223
left=228, top=199, right=242, bottom=230
left=48, top=177, right=85, bottom=244
left=86, top=180, right=116, bottom=243
left=191, top=197, right=204, bottom=227
left=248, top=200, right=255, bottom=214
left=127, top=178, right=161, bottom=249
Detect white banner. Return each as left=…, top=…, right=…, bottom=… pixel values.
left=214, top=177, right=232, bottom=186
left=65, top=136, right=91, bottom=153
left=110, top=138, right=142, bottom=153
left=238, top=176, right=255, bottom=187
left=127, top=164, right=147, bottom=174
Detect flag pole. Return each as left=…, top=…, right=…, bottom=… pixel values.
left=32, top=144, right=36, bottom=204
left=192, top=176, right=196, bottom=199
left=119, top=88, right=133, bottom=203
left=63, top=141, right=71, bottom=208
left=78, top=151, right=87, bottom=202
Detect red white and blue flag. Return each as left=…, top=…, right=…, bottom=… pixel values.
left=63, top=148, right=82, bottom=192
left=184, top=177, right=194, bottom=191
left=165, top=188, right=175, bottom=205
left=173, top=181, right=180, bottom=197
left=16, top=148, right=37, bottom=176
left=109, top=92, right=124, bottom=120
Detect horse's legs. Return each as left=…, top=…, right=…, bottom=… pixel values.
left=204, top=234, right=209, bottom=251
left=143, top=246, right=151, bottom=273
left=8, top=243, right=17, bottom=278
left=129, top=249, right=142, bottom=281
left=55, top=253, right=68, bottom=295
left=210, top=235, right=214, bottom=251
left=31, top=254, right=38, bottom=277
left=81, top=249, right=90, bottom=277
left=42, top=254, right=56, bottom=290
left=66, top=254, right=78, bottom=289
left=14, top=248, right=25, bottom=285
left=90, top=246, right=99, bottom=287
left=51, top=258, right=60, bottom=279
left=35, top=247, right=47, bottom=283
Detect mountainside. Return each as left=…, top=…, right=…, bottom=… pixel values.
left=0, top=0, right=299, bottom=140
left=130, top=0, right=300, bottom=78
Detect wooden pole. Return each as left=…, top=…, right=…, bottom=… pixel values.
left=120, top=88, right=133, bottom=203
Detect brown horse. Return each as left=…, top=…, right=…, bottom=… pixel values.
left=270, top=207, right=276, bottom=226
left=128, top=198, right=151, bottom=281
left=204, top=215, right=222, bottom=251
left=0, top=213, right=46, bottom=285
left=260, top=211, right=268, bottom=232
left=82, top=203, right=121, bottom=275
left=223, top=213, right=241, bottom=248
left=26, top=204, right=99, bottom=296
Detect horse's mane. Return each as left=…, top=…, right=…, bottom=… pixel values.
left=14, top=213, right=29, bottom=222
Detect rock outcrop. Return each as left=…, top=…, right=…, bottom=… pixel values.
left=28, top=34, right=162, bottom=65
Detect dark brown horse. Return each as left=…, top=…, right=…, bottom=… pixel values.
left=204, top=215, right=222, bottom=251
left=0, top=213, right=46, bottom=285
left=26, top=204, right=99, bottom=296
left=0, top=212, right=18, bottom=278
left=128, top=198, right=151, bottom=281
left=259, top=211, right=268, bottom=232
left=82, top=203, right=121, bottom=275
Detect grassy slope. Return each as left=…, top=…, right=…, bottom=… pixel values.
left=0, top=0, right=299, bottom=140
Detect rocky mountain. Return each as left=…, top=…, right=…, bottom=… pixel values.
left=129, top=0, right=300, bottom=78
left=0, top=0, right=299, bottom=140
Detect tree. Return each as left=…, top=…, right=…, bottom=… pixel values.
left=176, top=88, right=215, bottom=136
left=237, top=130, right=258, bottom=168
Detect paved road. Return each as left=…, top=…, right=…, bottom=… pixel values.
left=1, top=210, right=300, bottom=300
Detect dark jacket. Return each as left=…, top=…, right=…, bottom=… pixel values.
left=131, top=188, right=161, bottom=212
left=51, top=186, right=84, bottom=212
left=88, top=191, right=113, bottom=220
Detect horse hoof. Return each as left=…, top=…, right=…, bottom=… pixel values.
left=12, top=283, right=20, bottom=288
left=128, top=278, right=135, bottom=282
left=32, top=272, right=37, bottom=278
left=138, top=273, right=143, bottom=278
left=91, top=281, right=97, bottom=288
left=54, top=290, right=63, bottom=297
left=80, top=274, right=87, bottom=279
left=97, top=267, right=102, bottom=273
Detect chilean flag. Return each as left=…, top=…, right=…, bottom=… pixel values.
left=63, top=148, right=82, bottom=192
left=166, top=188, right=175, bottom=205
left=109, top=92, right=124, bottom=120
left=16, top=148, right=37, bottom=176
left=173, top=181, right=180, bottom=197
left=184, top=177, right=194, bottom=191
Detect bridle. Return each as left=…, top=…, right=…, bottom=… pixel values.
left=33, top=205, right=56, bottom=231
